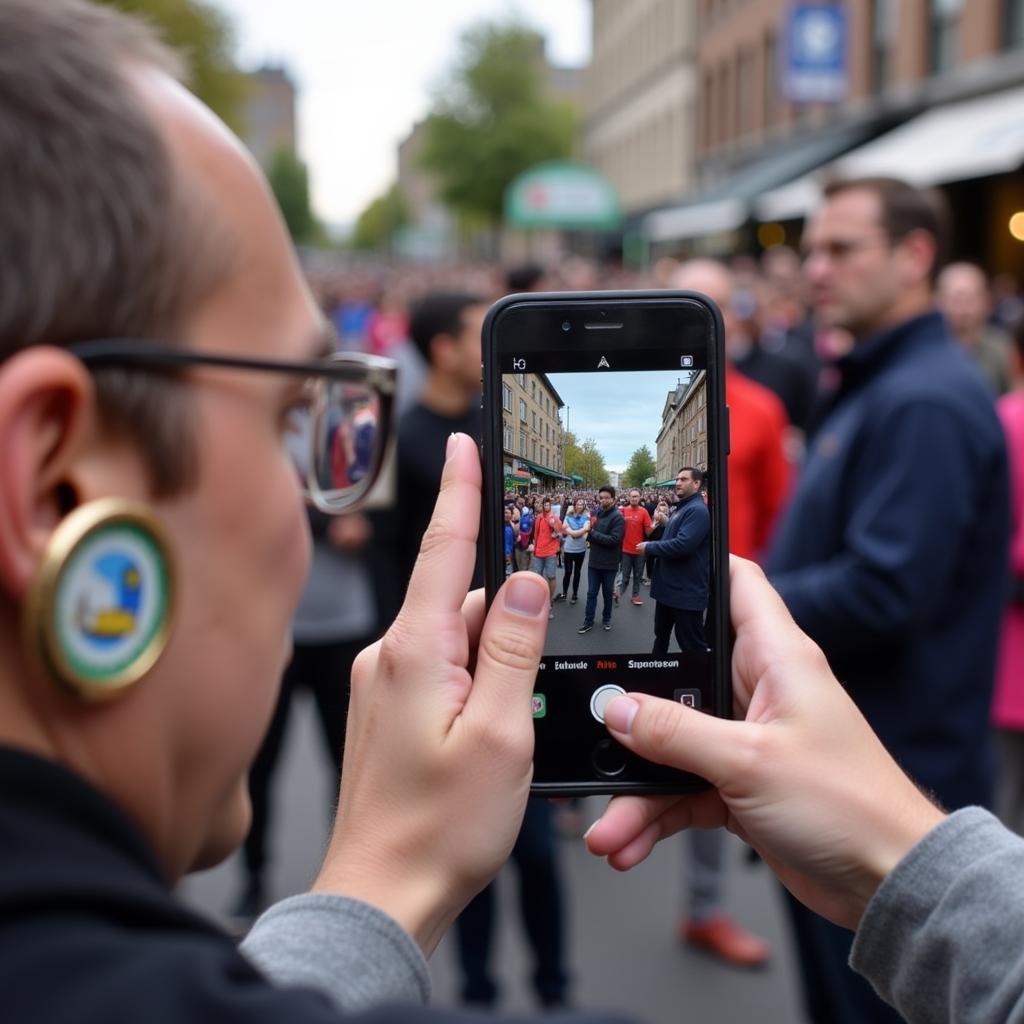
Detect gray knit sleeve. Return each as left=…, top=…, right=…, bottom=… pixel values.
left=851, top=806, right=1024, bottom=1023
left=240, top=893, right=431, bottom=1013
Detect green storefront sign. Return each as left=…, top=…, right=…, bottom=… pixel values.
left=504, top=161, right=621, bottom=231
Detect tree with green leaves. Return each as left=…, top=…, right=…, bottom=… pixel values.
left=351, top=185, right=409, bottom=253
left=266, top=146, right=321, bottom=245
left=419, top=22, right=576, bottom=235
left=563, top=431, right=607, bottom=490
left=623, top=445, right=657, bottom=488
left=94, top=0, right=248, bottom=130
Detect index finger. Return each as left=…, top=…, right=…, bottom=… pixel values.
left=402, top=433, right=482, bottom=616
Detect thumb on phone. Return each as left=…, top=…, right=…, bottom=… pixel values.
left=603, top=692, right=741, bottom=785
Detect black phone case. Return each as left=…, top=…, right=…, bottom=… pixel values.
left=481, top=290, right=731, bottom=796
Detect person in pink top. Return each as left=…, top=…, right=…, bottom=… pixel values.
left=529, top=498, right=568, bottom=618
left=994, top=316, right=1024, bottom=833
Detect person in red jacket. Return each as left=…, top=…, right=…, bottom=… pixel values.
left=618, top=489, right=654, bottom=605
left=529, top=498, right=568, bottom=619
left=661, top=258, right=792, bottom=967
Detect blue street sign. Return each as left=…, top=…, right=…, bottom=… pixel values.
left=781, top=3, right=848, bottom=104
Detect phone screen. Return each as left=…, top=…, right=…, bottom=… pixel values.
left=482, top=292, right=729, bottom=794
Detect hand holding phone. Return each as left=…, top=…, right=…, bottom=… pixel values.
left=482, top=291, right=730, bottom=795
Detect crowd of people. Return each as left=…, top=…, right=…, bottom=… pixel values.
left=5, top=3, right=1024, bottom=1023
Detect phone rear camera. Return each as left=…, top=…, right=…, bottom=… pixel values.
left=561, top=321, right=571, bottom=332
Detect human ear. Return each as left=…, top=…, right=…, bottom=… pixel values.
left=0, top=347, right=94, bottom=598
left=897, top=229, right=938, bottom=289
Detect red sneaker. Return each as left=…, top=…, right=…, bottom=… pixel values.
left=680, top=915, right=770, bottom=968
left=631, top=596, right=643, bottom=606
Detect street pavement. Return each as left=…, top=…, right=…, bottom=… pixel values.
left=542, top=551, right=683, bottom=658
left=180, top=693, right=805, bottom=1023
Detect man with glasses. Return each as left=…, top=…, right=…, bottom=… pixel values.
left=767, top=176, right=1011, bottom=1023
left=0, top=3, right=571, bottom=1022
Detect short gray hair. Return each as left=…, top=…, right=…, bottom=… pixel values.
left=0, top=0, right=236, bottom=494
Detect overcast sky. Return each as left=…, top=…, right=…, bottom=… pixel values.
left=549, top=370, right=691, bottom=473
left=212, top=0, right=590, bottom=228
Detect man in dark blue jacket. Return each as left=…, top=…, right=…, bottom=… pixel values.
left=766, top=176, right=1011, bottom=1024
left=636, top=468, right=710, bottom=654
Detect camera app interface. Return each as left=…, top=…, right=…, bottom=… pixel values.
left=498, top=341, right=718, bottom=768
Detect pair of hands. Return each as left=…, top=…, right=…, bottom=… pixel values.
left=314, top=434, right=944, bottom=954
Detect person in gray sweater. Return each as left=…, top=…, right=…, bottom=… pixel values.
left=587, top=556, right=1024, bottom=1023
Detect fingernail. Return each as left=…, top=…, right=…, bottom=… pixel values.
left=445, top=433, right=459, bottom=461
left=604, top=696, right=639, bottom=735
left=583, top=822, right=597, bottom=841
left=503, top=575, right=548, bottom=617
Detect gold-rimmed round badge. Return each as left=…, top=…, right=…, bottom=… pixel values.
left=23, top=499, right=176, bottom=702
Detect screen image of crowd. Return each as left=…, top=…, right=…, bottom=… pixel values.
left=497, top=366, right=714, bottom=657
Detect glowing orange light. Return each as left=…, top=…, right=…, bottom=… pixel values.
left=758, top=222, right=786, bottom=249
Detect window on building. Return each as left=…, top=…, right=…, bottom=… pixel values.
left=519, top=430, right=527, bottom=456
left=531, top=380, right=536, bottom=399
left=503, top=422, right=513, bottom=451
left=502, top=383, right=512, bottom=412
left=516, top=372, right=525, bottom=388
left=763, top=32, right=777, bottom=130
left=519, top=398, right=527, bottom=422
left=532, top=411, right=537, bottom=430
left=871, top=0, right=897, bottom=92
left=736, top=48, right=750, bottom=139
left=929, top=0, right=963, bottom=73
left=532, top=439, right=538, bottom=459
left=1006, top=0, right=1024, bottom=48
left=702, top=70, right=714, bottom=151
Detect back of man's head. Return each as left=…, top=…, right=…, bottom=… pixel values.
left=505, top=265, right=545, bottom=293
left=409, top=291, right=484, bottom=366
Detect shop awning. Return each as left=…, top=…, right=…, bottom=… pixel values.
left=520, top=459, right=571, bottom=482
left=644, top=120, right=878, bottom=242
left=755, top=84, right=1024, bottom=221
left=838, top=84, right=1024, bottom=187
left=644, top=198, right=746, bottom=243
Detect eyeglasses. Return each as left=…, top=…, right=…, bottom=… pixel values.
left=68, top=340, right=397, bottom=515
left=800, top=235, right=891, bottom=263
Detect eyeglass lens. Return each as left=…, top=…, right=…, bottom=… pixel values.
left=310, top=379, right=383, bottom=509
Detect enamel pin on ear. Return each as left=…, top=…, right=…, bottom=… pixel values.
left=23, top=499, right=176, bottom=701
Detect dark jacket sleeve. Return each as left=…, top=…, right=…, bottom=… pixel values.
left=590, top=511, right=624, bottom=549
left=644, top=503, right=709, bottom=559
left=769, top=401, right=992, bottom=655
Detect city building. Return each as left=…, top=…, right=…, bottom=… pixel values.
left=642, top=0, right=1024, bottom=273
left=656, top=372, right=708, bottom=482
left=583, top=1, right=698, bottom=234
left=502, top=372, right=569, bottom=490
left=240, top=65, right=297, bottom=170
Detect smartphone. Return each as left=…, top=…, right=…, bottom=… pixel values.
left=482, top=290, right=730, bottom=795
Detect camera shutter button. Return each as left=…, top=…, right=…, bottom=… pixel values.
left=590, top=683, right=626, bottom=724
